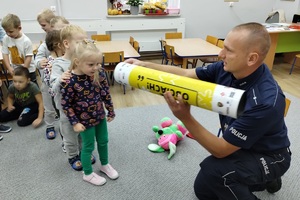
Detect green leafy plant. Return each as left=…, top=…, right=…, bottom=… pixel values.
left=126, top=0, right=143, bottom=6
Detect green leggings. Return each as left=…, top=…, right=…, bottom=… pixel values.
left=80, top=119, right=109, bottom=175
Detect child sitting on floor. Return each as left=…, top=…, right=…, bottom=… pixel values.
left=0, top=67, right=44, bottom=127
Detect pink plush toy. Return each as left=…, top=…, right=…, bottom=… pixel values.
left=148, top=117, right=188, bottom=159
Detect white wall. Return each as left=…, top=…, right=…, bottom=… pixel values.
left=1, top=0, right=300, bottom=51
left=182, top=0, right=300, bottom=39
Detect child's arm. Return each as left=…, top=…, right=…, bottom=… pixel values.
left=1, top=37, right=15, bottom=74
left=50, top=61, right=67, bottom=93
left=6, top=93, right=15, bottom=112
left=34, top=42, right=49, bottom=70
left=2, top=54, right=14, bottom=75
left=32, top=92, right=44, bottom=128
left=99, top=71, right=115, bottom=120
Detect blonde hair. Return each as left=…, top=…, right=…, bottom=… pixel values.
left=1, top=13, right=21, bottom=29
left=37, top=8, right=55, bottom=23
left=50, top=16, right=69, bottom=28
left=60, top=24, right=86, bottom=41
left=70, top=39, right=103, bottom=85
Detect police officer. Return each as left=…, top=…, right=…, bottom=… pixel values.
left=125, top=22, right=291, bottom=200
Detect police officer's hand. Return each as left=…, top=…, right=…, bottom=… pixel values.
left=164, top=91, right=191, bottom=121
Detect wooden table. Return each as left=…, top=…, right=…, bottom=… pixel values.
left=95, top=40, right=140, bottom=59
left=165, top=38, right=222, bottom=69
left=265, top=27, right=300, bottom=70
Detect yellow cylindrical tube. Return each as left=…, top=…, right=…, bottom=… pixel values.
left=114, top=62, right=245, bottom=118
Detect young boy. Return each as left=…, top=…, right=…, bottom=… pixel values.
left=0, top=67, right=43, bottom=127
left=1, top=14, right=37, bottom=85
left=50, top=24, right=95, bottom=171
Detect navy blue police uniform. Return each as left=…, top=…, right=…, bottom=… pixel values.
left=193, top=61, right=291, bottom=200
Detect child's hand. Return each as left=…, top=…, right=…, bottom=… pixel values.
left=73, top=123, right=86, bottom=132
left=32, top=118, right=43, bottom=128
left=8, top=68, right=14, bottom=75
left=107, top=117, right=114, bottom=122
left=7, top=105, right=15, bottom=112
left=60, top=70, right=72, bottom=83
left=39, top=58, right=48, bottom=69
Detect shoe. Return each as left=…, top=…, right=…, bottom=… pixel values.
left=0, top=135, right=3, bottom=141
left=91, top=154, right=96, bottom=164
left=0, top=124, right=12, bottom=133
left=46, top=127, right=56, bottom=140
left=61, top=142, right=66, bottom=153
left=100, top=164, right=119, bottom=180
left=83, top=172, right=106, bottom=186
left=266, top=177, right=282, bottom=194
left=68, top=155, right=82, bottom=171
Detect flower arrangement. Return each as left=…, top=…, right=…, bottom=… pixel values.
left=126, top=0, right=144, bottom=6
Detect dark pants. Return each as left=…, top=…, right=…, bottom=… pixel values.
left=194, top=149, right=291, bottom=200
left=29, top=72, right=38, bottom=87
left=0, top=102, right=39, bottom=126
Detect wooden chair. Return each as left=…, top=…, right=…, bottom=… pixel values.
left=162, top=42, right=195, bottom=68
left=216, top=39, right=224, bottom=49
left=133, top=40, right=140, bottom=53
left=165, top=32, right=182, bottom=39
left=129, top=36, right=134, bottom=46
left=284, top=98, right=291, bottom=117
left=164, top=44, right=184, bottom=67
left=199, top=35, right=222, bottom=67
left=289, top=54, right=300, bottom=74
left=164, top=33, right=198, bottom=67
left=33, top=41, right=43, bottom=59
left=91, top=34, right=111, bottom=41
left=159, top=39, right=168, bottom=64
left=206, top=35, right=219, bottom=46
left=102, top=51, right=126, bottom=94
left=0, top=61, right=13, bottom=89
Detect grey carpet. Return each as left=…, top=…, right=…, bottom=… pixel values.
left=0, top=92, right=299, bottom=200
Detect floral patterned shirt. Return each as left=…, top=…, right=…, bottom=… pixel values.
left=43, top=56, right=56, bottom=96
left=60, top=70, right=115, bottom=128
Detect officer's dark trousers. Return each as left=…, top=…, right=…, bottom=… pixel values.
left=194, top=149, right=291, bottom=200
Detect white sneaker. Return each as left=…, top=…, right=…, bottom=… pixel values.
left=83, top=172, right=106, bottom=186
left=100, top=164, right=119, bottom=180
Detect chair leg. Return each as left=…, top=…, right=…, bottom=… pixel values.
left=123, top=85, right=126, bottom=94
left=289, top=57, right=297, bottom=75
left=111, top=72, right=115, bottom=86
left=192, top=59, right=198, bottom=68
left=105, top=72, right=110, bottom=85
